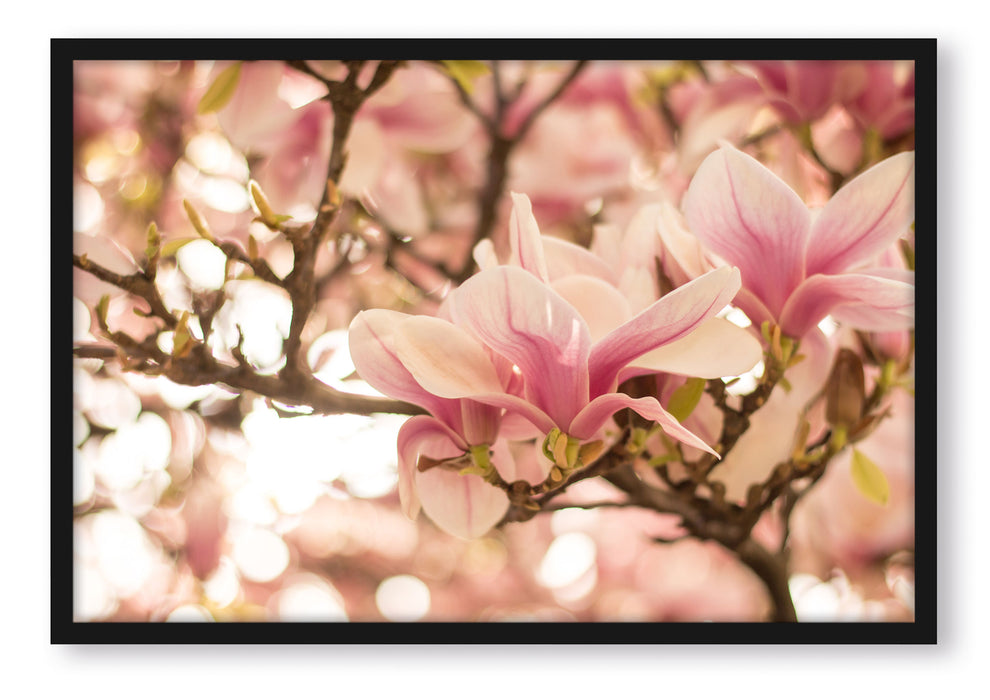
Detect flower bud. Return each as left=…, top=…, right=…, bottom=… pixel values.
left=825, top=348, right=866, bottom=428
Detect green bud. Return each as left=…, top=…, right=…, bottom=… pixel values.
left=469, top=444, right=492, bottom=472
left=578, top=440, right=605, bottom=467
left=248, top=179, right=282, bottom=228
left=760, top=320, right=773, bottom=344
left=551, top=431, right=569, bottom=470
left=829, top=424, right=848, bottom=452
left=564, top=436, right=581, bottom=471
left=543, top=428, right=561, bottom=462
left=144, top=222, right=161, bottom=263
left=183, top=200, right=215, bottom=243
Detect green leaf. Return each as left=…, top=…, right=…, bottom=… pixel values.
left=95, top=295, right=110, bottom=329
left=160, top=237, right=201, bottom=257
left=439, top=60, right=489, bottom=94
left=197, top=62, right=242, bottom=115
left=666, top=377, right=706, bottom=423
left=850, top=448, right=890, bottom=506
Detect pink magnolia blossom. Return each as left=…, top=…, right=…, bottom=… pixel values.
left=347, top=308, right=539, bottom=539
left=671, top=72, right=767, bottom=176
left=743, top=60, right=866, bottom=125
left=478, top=193, right=762, bottom=382
left=682, top=143, right=915, bottom=338
left=844, top=61, right=915, bottom=141
left=437, top=264, right=740, bottom=454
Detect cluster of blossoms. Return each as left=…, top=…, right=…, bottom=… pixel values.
left=72, top=58, right=918, bottom=623
left=349, top=143, right=914, bottom=538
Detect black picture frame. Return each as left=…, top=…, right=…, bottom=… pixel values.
left=54, top=37, right=937, bottom=644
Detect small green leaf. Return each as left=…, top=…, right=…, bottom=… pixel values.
left=160, top=237, right=201, bottom=257
left=197, top=62, right=242, bottom=115
left=851, top=448, right=889, bottom=506
left=439, top=60, right=490, bottom=94
left=647, top=453, right=677, bottom=467
left=95, top=295, right=110, bottom=329
left=667, top=377, right=706, bottom=422
left=172, top=311, right=194, bottom=358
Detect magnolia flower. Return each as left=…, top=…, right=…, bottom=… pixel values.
left=348, top=309, right=539, bottom=539
left=479, top=193, right=762, bottom=381
left=682, top=143, right=915, bottom=339
left=743, top=60, right=866, bottom=125
left=843, top=61, right=915, bottom=141
left=438, top=264, right=740, bottom=456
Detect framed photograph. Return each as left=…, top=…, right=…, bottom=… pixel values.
left=56, top=38, right=935, bottom=643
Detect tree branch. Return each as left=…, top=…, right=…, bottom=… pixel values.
left=449, top=60, right=589, bottom=283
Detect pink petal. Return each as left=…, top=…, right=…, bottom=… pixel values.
left=619, top=204, right=661, bottom=273
left=508, top=192, right=550, bottom=283
left=732, top=288, right=778, bottom=332
left=828, top=301, right=915, bottom=332
left=449, top=266, right=591, bottom=430
left=588, top=266, right=741, bottom=397
left=676, top=74, right=767, bottom=173
left=656, top=202, right=712, bottom=287
left=397, top=416, right=467, bottom=519
left=348, top=310, right=461, bottom=426
left=618, top=266, right=659, bottom=316
left=542, top=236, right=619, bottom=285
left=590, top=223, right=623, bottom=271
left=499, top=412, right=545, bottom=441
left=683, top=144, right=811, bottom=318
left=551, top=274, right=632, bottom=343
left=779, top=272, right=914, bottom=338
left=467, top=392, right=557, bottom=436
left=628, top=317, right=763, bottom=379
left=393, top=315, right=506, bottom=399
left=505, top=440, right=555, bottom=485
left=472, top=238, right=500, bottom=271
left=217, top=62, right=301, bottom=153
left=488, top=438, right=522, bottom=484
left=569, top=393, right=717, bottom=456
left=415, top=468, right=509, bottom=539
left=806, top=151, right=914, bottom=276
left=458, top=399, right=502, bottom=446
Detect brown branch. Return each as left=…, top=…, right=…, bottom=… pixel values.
left=280, top=60, right=402, bottom=383
left=216, top=240, right=282, bottom=286
left=603, top=462, right=797, bottom=621
left=120, top=335, right=424, bottom=417
left=735, top=538, right=798, bottom=622
left=450, top=60, right=589, bottom=283
left=73, top=345, right=119, bottom=360
left=512, top=60, right=588, bottom=142
left=73, top=254, right=177, bottom=328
